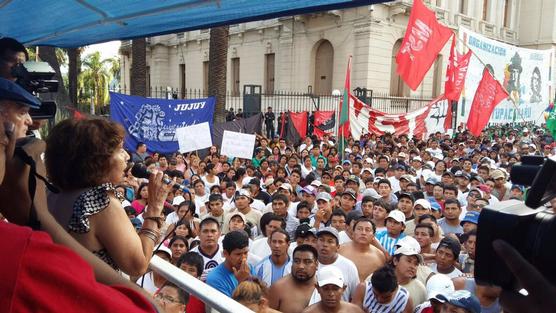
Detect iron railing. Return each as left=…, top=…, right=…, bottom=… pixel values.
left=109, top=86, right=433, bottom=115
left=149, top=255, right=254, bottom=313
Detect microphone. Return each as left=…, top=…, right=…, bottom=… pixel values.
left=131, top=163, right=190, bottom=192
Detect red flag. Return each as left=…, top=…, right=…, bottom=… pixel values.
left=285, top=112, right=307, bottom=145
left=467, top=69, right=509, bottom=136
left=313, top=111, right=335, bottom=139
left=445, top=37, right=472, bottom=101
left=396, top=0, right=452, bottom=90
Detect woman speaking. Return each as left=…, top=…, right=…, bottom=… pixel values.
left=45, top=118, right=173, bottom=276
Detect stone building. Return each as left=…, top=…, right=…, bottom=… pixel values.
left=119, top=0, right=555, bottom=102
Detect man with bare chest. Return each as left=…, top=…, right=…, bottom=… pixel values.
left=339, top=217, right=386, bottom=282
left=268, top=244, right=319, bottom=313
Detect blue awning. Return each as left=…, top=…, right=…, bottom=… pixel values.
left=0, top=0, right=377, bottom=48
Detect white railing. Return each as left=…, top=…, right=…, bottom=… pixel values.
left=149, top=255, right=254, bottom=313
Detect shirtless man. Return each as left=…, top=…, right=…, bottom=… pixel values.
left=269, top=244, right=319, bottom=313
left=302, top=266, right=364, bottom=313
left=339, top=217, right=386, bottom=282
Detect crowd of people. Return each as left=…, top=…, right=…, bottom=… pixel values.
left=1, top=36, right=556, bottom=313
left=117, top=116, right=553, bottom=313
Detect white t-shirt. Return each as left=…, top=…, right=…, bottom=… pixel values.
left=201, top=175, right=220, bottom=190
left=429, top=263, right=463, bottom=279
left=190, top=245, right=225, bottom=281
left=338, top=231, right=352, bottom=245
left=136, top=271, right=159, bottom=294
left=250, top=236, right=295, bottom=260
left=318, top=255, right=360, bottom=301
left=388, top=176, right=401, bottom=193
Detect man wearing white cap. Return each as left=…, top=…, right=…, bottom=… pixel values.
left=375, top=210, right=407, bottom=256
left=404, top=199, right=432, bottom=236
left=414, top=274, right=454, bottom=313
left=390, top=237, right=427, bottom=311
left=302, top=266, right=364, bottom=313
left=222, top=189, right=262, bottom=235
left=315, top=227, right=360, bottom=302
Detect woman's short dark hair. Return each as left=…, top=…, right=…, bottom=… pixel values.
left=45, top=118, right=125, bottom=190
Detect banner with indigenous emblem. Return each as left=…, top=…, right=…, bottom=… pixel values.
left=110, top=92, right=215, bottom=153
left=459, top=27, right=553, bottom=125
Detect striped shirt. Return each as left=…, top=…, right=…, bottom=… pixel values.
left=254, top=256, right=292, bottom=286
left=375, top=230, right=406, bottom=255
left=363, top=282, right=409, bottom=313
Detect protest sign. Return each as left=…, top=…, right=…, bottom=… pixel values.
left=220, top=131, right=256, bottom=159
left=175, top=122, right=212, bottom=153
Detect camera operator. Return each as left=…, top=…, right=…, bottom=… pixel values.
left=0, top=37, right=28, bottom=81
left=0, top=37, right=33, bottom=139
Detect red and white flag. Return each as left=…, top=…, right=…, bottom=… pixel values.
left=445, top=37, right=472, bottom=101
left=349, top=95, right=450, bottom=139
left=467, top=69, right=509, bottom=136
left=396, top=0, right=452, bottom=90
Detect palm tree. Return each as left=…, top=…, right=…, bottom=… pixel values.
left=208, top=26, right=229, bottom=123
left=130, top=38, right=147, bottom=97
left=37, top=46, right=71, bottom=120
left=67, top=47, right=84, bottom=105
left=80, top=52, right=112, bottom=112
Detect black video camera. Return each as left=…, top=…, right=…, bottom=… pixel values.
left=475, top=155, right=556, bottom=290
left=12, top=61, right=58, bottom=120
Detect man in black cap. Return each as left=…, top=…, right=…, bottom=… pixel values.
left=339, top=188, right=357, bottom=213
left=292, top=223, right=318, bottom=249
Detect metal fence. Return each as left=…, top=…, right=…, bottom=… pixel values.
left=110, top=86, right=433, bottom=115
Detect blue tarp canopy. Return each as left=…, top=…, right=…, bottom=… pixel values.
left=0, top=0, right=377, bottom=48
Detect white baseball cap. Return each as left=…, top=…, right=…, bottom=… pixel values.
left=278, top=183, right=293, bottom=192
left=394, top=236, right=423, bottom=263
left=386, top=210, right=406, bottom=224
left=317, top=266, right=344, bottom=288
left=426, top=274, right=455, bottom=301
left=172, top=195, right=186, bottom=206
left=154, top=245, right=172, bottom=259
left=414, top=199, right=432, bottom=210
left=311, top=180, right=322, bottom=187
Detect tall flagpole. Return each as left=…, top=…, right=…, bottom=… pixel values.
left=338, top=56, right=352, bottom=161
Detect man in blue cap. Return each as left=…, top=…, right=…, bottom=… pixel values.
left=0, top=77, right=42, bottom=225
left=437, top=290, right=481, bottom=313
left=460, top=211, right=479, bottom=234
left=0, top=77, right=40, bottom=139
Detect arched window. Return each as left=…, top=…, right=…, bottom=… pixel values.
left=313, top=40, right=334, bottom=95
left=390, top=39, right=410, bottom=97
